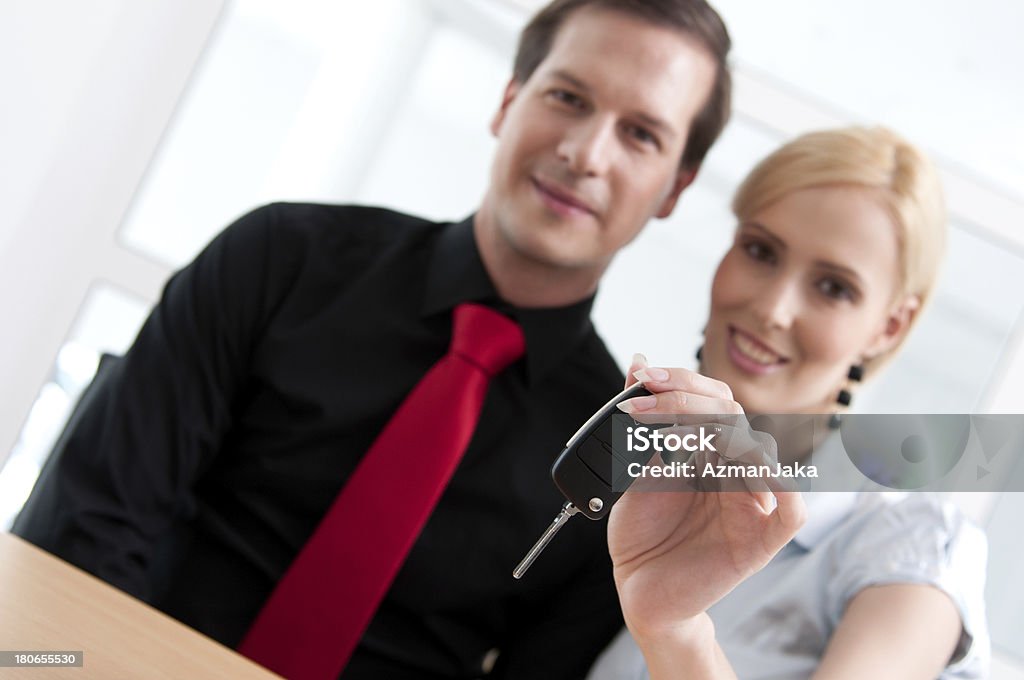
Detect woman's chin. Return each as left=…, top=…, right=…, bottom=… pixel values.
left=705, top=361, right=793, bottom=414
left=726, top=384, right=780, bottom=415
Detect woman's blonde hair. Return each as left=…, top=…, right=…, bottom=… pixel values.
left=731, top=126, right=946, bottom=375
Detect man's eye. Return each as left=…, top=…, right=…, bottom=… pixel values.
left=550, top=89, right=585, bottom=109
left=817, top=278, right=854, bottom=301
left=625, top=124, right=658, bottom=148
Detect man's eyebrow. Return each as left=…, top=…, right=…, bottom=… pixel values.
left=550, top=69, right=590, bottom=92
left=548, top=70, right=676, bottom=138
left=634, top=112, right=675, bottom=138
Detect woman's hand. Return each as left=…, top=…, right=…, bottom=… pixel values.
left=609, top=357, right=806, bottom=643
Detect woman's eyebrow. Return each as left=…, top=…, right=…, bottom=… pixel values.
left=740, top=221, right=787, bottom=250
left=742, top=221, right=866, bottom=288
left=816, top=261, right=865, bottom=288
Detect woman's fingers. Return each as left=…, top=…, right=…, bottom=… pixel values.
left=617, top=390, right=743, bottom=426
left=621, top=362, right=736, bottom=424
left=633, top=366, right=733, bottom=401
left=624, top=353, right=649, bottom=388
left=621, top=364, right=739, bottom=422
left=762, top=476, right=807, bottom=549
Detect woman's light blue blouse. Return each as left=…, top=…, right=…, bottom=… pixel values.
left=587, top=491, right=989, bottom=680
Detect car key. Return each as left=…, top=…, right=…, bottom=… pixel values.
left=513, top=382, right=653, bottom=579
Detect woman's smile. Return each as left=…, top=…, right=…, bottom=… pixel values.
left=726, top=326, right=789, bottom=375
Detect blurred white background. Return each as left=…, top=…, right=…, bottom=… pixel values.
left=1, top=0, right=1022, bottom=673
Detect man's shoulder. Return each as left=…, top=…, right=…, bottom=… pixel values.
left=199, top=203, right=451, bottom=297
left=255, top=202, right=442, bottom=244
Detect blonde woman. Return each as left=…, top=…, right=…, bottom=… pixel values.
left=589, top=127, right=988, bottom=679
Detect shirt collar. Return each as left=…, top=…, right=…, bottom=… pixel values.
left=421, top=215, right=597, bottom=386
left=792, top=491, right=859, bottom=550
left=788, top=430, right=864, bottom=549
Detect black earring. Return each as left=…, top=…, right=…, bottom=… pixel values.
left=829, top=391, right=853, bottom=429
left=829, top=364, right=863, bottom=429
left=695, top=345, right=703, bottom=362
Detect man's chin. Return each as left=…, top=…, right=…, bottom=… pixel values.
left=517, top=241, right=599, bottom=271
left=501, top=228, right=591, bottom=266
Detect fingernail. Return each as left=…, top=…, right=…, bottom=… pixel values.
left=631, top=352, right=649, bottom=368
left=618, top=395, right=658, bottom=413
left=633, top=367, right=669, bottom=383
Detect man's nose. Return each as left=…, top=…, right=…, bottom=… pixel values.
left=556, top=117, right=617, bottom=177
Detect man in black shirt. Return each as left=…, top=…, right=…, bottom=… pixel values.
left=14, top=1, right=732, bottom=677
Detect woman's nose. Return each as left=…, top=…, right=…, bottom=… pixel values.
left=751, top=276, right=799, bottom=331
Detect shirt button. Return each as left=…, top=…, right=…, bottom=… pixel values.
left=481, top=648, right=500, bottom=674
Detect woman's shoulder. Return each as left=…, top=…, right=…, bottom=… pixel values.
left=826, top=492, right=986, bottom=596
left=828, top=492, right=989, bottom=678
left=838, top=493, right=986, bottom=564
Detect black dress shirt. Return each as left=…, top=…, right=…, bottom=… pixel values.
left=14, top=203, right=626, bottom=679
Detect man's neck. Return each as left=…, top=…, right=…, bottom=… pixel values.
left=472, top=213, right=604, bottom=309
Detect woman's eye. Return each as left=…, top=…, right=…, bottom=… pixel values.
left=742, top=240, right=775, bottom=263
left=817, top=278, right=854, bottom=301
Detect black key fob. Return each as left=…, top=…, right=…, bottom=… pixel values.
left=513, top=383, right=658, bottom=578
left=551, top=382, right=653, bottom=519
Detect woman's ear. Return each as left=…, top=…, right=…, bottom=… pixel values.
left=865, top=295, right=921, bottom=359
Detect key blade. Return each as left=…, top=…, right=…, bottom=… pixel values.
left=513, top=502, right=579, bottom=579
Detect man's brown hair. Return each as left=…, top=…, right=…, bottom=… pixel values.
left=513, top=0, right=731, bottom=172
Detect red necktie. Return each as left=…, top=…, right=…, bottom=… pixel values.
left=238, top=303, right=525, bottom=679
